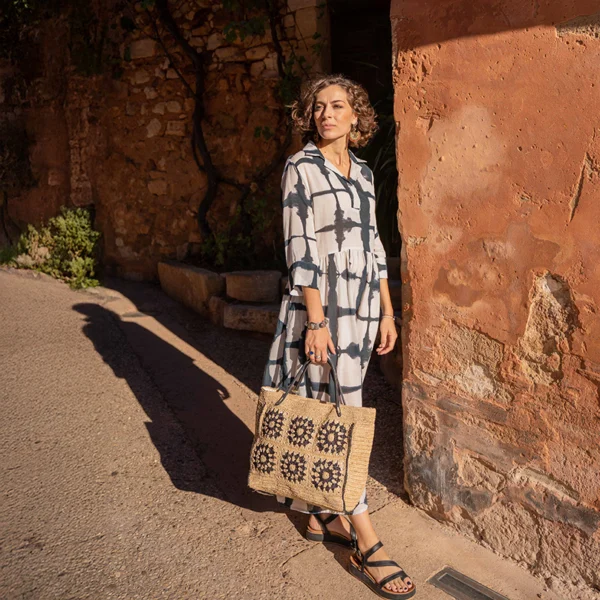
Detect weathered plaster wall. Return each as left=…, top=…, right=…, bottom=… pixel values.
left=391, top=1, right=600, bottom=597
left=1, top=0, right=328, bottom=279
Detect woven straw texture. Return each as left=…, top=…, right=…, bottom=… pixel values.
left=248, top=386, right=375, bottom=513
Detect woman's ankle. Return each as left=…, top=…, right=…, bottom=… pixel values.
left=357, top=532, right=380, bottom=553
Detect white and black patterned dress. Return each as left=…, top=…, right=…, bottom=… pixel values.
left=262, top=140, right=387, bottom=515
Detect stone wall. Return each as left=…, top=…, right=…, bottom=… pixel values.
left=1, top=0, right=329, bottom=279
left=391, top=1, right=600, bottom=598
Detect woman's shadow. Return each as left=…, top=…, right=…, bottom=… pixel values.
left=73, top=302, right=273, bottom=513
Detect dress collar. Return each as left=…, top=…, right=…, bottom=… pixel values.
left=303, top=140, right=366, bottom=181
left=304, top=140, right=367, bottom=164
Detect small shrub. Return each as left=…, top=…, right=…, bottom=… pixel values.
left=14, top=206, right=101, bottom=289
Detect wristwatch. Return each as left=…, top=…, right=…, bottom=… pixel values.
left=305, top=317, right=329, bottom=330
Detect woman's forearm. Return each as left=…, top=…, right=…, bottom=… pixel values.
left=379, top=278, right=394, bottom=316
left=302, top=287, right=325, bottom=323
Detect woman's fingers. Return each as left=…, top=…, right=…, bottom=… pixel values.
left=306, top=346, right=330, bottom=363
left=379, top=331, right=398, bottom=354
left=327, top=337, right=336, bottom=356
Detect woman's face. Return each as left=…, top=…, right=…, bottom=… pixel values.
left=313, top=85, right=357, bottom=143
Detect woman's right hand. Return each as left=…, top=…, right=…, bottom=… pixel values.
left=305, top=327, right=336, bottom=365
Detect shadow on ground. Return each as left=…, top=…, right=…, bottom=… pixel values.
left=75, top=277, right=409, bottom=516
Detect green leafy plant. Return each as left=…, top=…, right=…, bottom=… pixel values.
left=14, top=207, right=101, bottom=289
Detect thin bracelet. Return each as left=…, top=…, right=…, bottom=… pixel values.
left=381, top=314, right=395, bottom=321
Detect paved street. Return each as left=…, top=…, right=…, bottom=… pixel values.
left=0, top=268, right=562, bottom=600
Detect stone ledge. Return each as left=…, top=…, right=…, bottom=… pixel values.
left=223, top=270, right=282, bottom=303
left=158, top=261, right=224, bottom=316
left=223, top=302, right=280, bottom=335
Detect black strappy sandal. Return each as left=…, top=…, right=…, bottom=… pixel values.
left=349, top=541, right=416, bottom=599
left=305, top=514, right=357, bottom=550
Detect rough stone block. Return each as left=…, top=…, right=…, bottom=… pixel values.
left=144, top=86, right=158, bottom=99
left=224, top=270, right=282, bottom=303
left=476, top=501, right=540, bottom=566
left=130, top=39, right=156, bottom=59
left=538, top=517, right=600, bottom=595
left=223, top=303, right=280, bottom=334
left=454, top=446, right=506, bottom=492
left=207, top=32, right=223, bottom=50
left=166, top=100, right=181, bottom=113
left=158, top=261, right=224, bottom=316
left=245, top=45, right=269, bottom=60
left=132, top=69, right=150, bottom=84
left=146, top=118, right=162, bottom=138
left=148, top=180, right=167, bottom=195
left=208, top=295, right=227, bottom=327
left=250, top=61, right=265, bottom=77
left=215, top=47, right=243, bottom=62
left=166, top=121, right=185, bottom=136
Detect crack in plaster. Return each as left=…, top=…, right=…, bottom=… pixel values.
left=569, top=153, right=593, bottom=223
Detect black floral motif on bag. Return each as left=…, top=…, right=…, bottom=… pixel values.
left=316, top=421, right=348, bottom=454
left=280, top=451, right=307, bottom=483
left=261, top=408, right=285, bottom=439
left=287, top=416, right=315, bottom=447
left=311, top=459, right=342, bottom=492
left=252, top=443, right=276, bottom=474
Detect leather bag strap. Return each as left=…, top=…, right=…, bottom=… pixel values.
left=274, top=356, right=345, bottom=417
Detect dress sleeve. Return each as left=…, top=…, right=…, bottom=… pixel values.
left=369, top=172, right=388, bottom=279
left=282, top=160, right=321, bottom=294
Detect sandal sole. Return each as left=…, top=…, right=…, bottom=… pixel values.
left=348, top=557, right=416, bottom=599
left=305, top=527, right=355, bottom=548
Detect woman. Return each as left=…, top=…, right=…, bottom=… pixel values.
left=262, top=74, right=416, bottom=599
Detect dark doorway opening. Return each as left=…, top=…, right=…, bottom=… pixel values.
left=328, top=0, right=401, bottom=258
left=327, top=0, right=406, bottom=506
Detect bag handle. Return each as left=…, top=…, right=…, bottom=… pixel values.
left=275, top=355, right=345, bottom=417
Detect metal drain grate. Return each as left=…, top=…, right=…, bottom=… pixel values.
left=427, top=567, right=510, bottom=600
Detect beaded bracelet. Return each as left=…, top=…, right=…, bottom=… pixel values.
left=305, top=317, right=330, bottom=330
left=381, top=314, right=396, bottom=321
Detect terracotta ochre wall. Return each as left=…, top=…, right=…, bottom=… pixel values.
left=391, top=1, right=600, bottom=598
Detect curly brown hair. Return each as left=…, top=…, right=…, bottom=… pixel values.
left=289, top=74, right=378, bottom=148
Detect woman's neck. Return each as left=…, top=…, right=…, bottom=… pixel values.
left=317, top=136, right=349, bottom=166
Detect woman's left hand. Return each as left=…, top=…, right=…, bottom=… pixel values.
left=376, top=317, right=398, bottom=355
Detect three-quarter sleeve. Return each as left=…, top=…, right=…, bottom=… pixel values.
left=369, top=171, right=388, bottom=279
left=281, top=160, right=321, bottom=294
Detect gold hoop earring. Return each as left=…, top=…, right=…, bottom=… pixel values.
left=349, top=124, right=360, bottom=143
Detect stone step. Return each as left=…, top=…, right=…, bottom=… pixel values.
left=223, top=302, right=280, bottom=335
left=223, top=270, right=282, bottom=303
left=158, top=260, right=224, bottom=317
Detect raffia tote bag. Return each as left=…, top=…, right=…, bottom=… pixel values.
left=248, top=357, right=376, bottom=513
